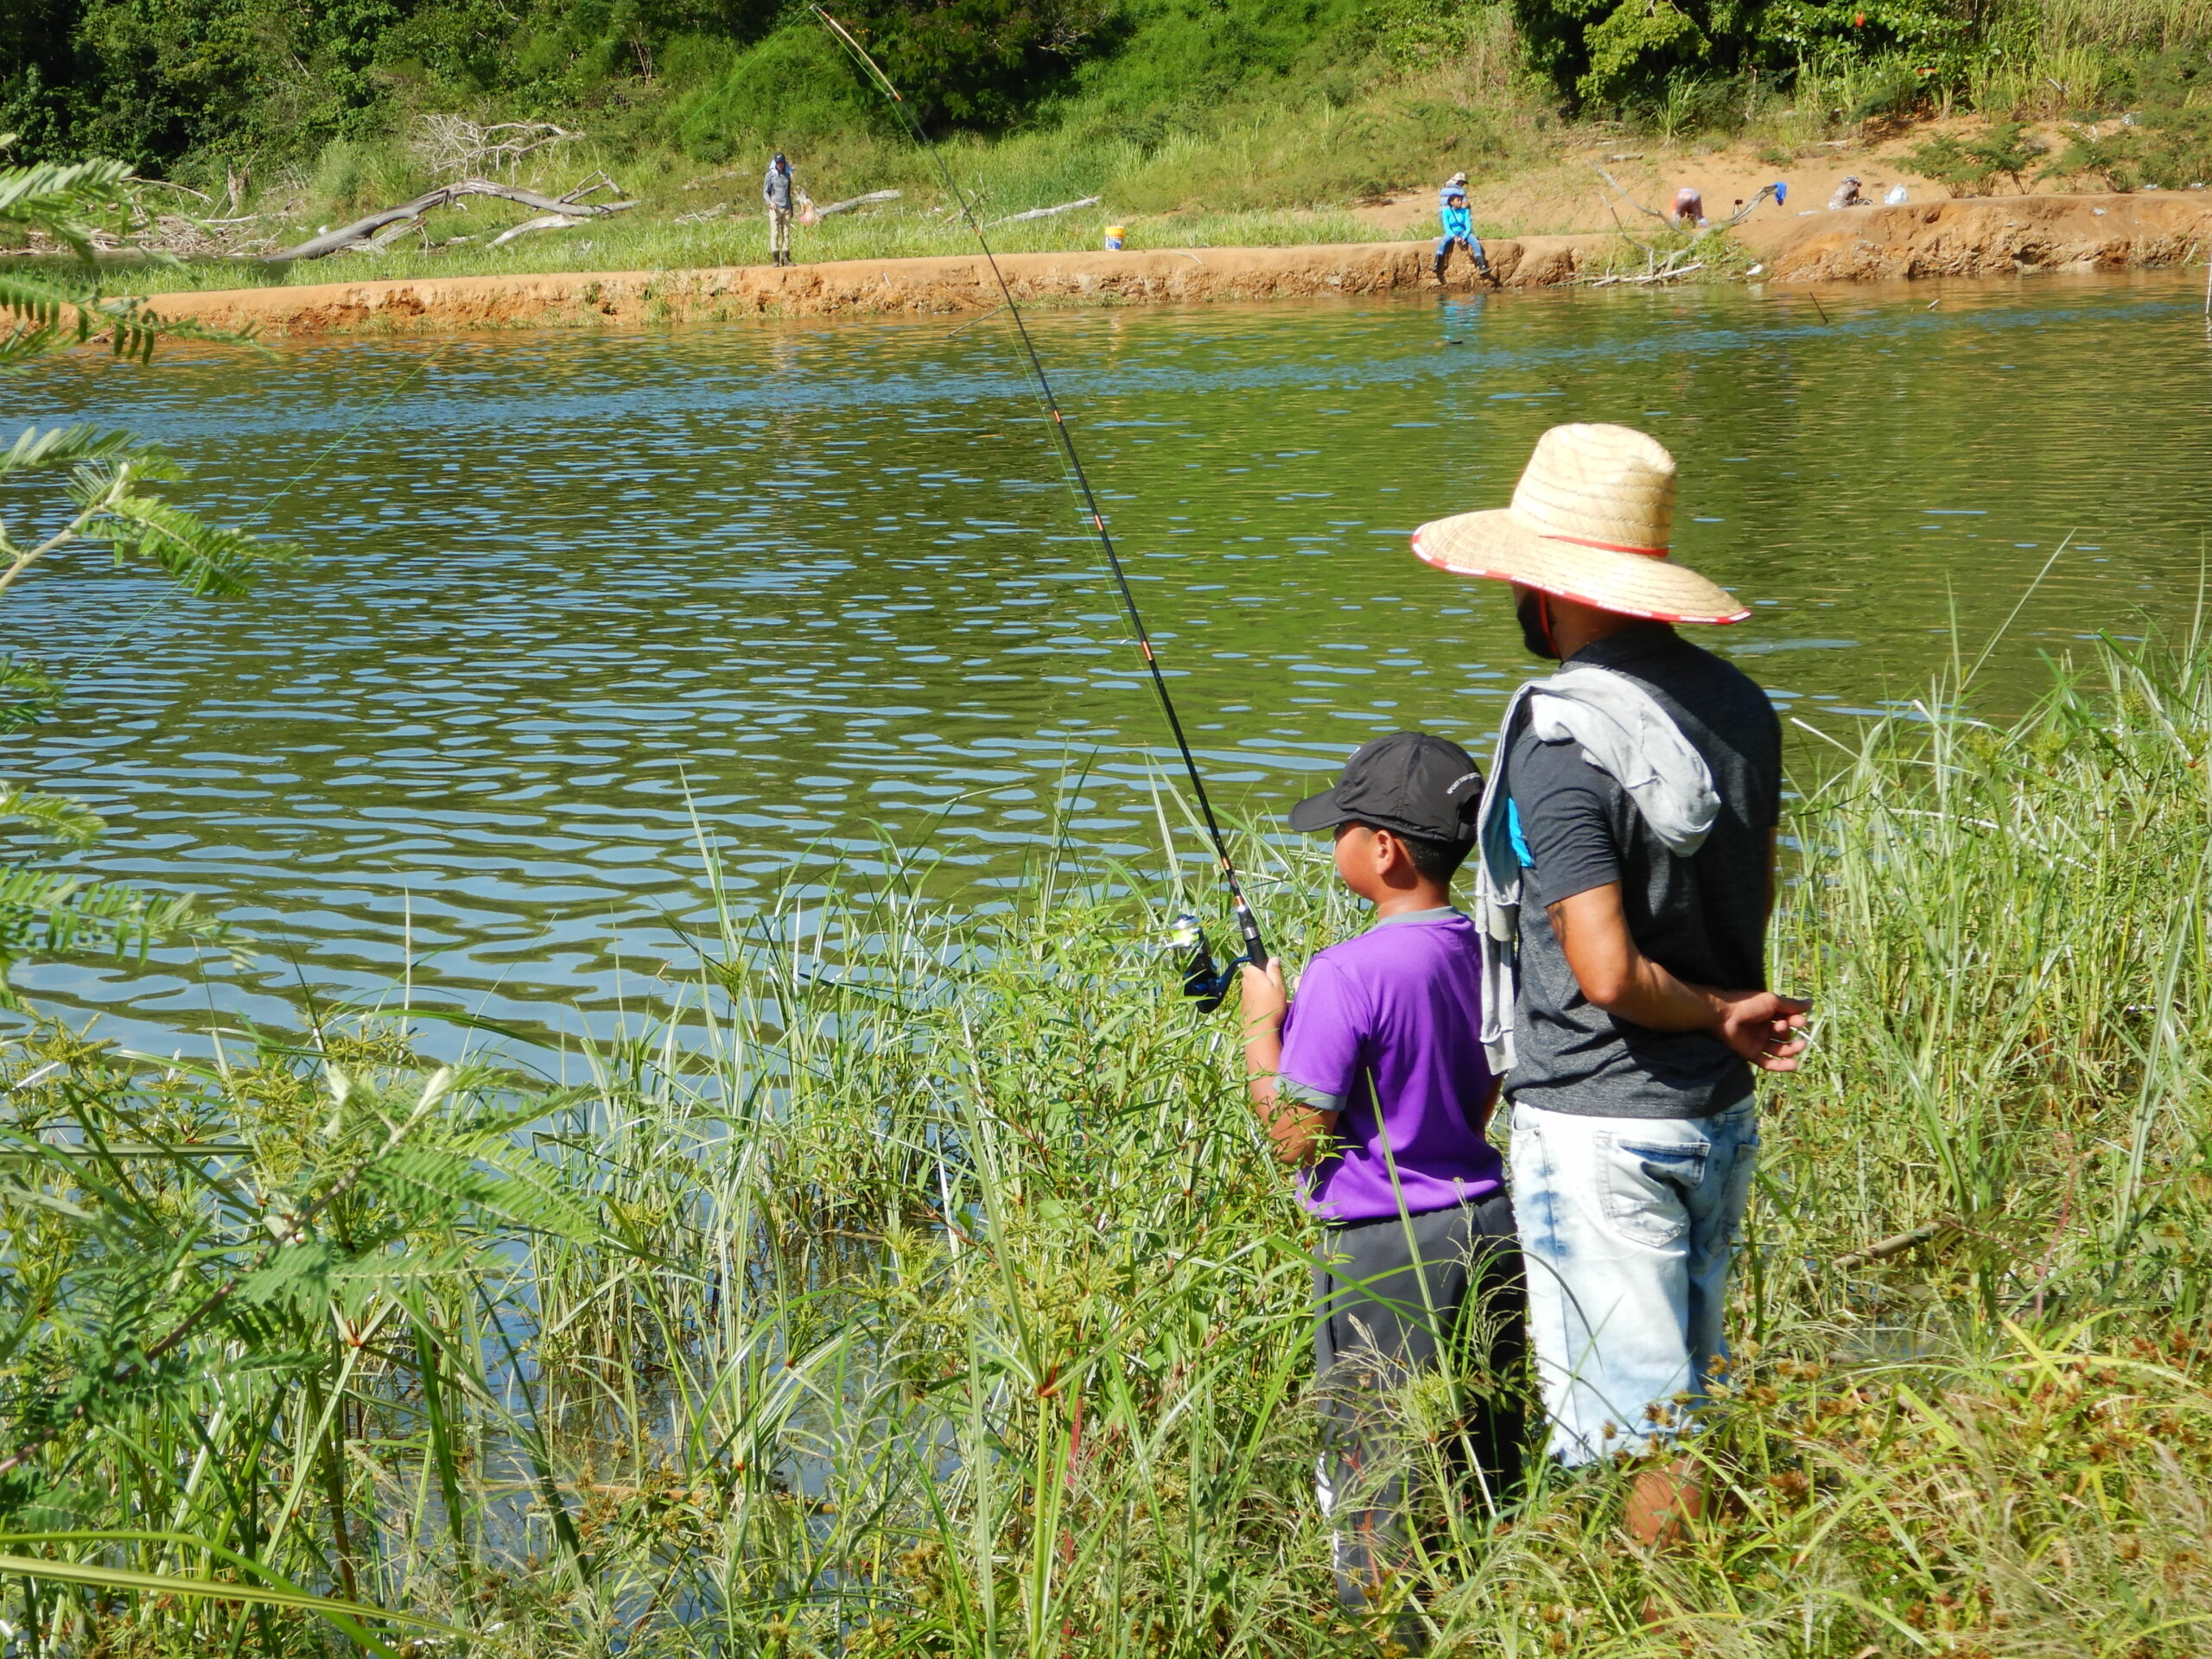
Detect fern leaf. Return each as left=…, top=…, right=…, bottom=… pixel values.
left=0, top=785, right=104, bottom=846
left=0, top=657, right=64, bottom=734
left=3, top=425, right=141, bottom=476
left=0, top=157, right=135, bottom=229
left=0, top=272, right=100, bottom=359
left=0, top=869, right=226, bottom=1008
left=363, top=1146, right=606, bottom=1243
left=83, top=493, right=293, bottom=598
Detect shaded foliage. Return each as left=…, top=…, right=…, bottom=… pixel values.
left=1509, top=0, right=1968, bottom=111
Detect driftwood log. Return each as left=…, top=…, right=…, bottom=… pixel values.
left=1586, top=259, right=1703, bottom=288
left=265, top=179, right=636, bottom=263
left=983, top=194, right=1102, bottom=229
left=487, top=213, right=589, bottom=248
left=814, top=189, right=901, bottom=217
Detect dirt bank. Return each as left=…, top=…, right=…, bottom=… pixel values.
left=1753, top=191, right=2212, bottom=281
left=144, top=235, right=1616, bottom=336
left=141, top=193, right=2212, bottom=336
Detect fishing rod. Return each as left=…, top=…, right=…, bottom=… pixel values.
left=811, top=6, right=1267, bottom=1010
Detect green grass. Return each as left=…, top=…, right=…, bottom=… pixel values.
left=2, top=632, right=2210, bottom=1656
left=142, top=59, right=1545, bottom=292
left=158, top=202, right=1397, bottom=292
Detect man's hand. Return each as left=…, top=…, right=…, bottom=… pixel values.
left=1708, top=988, right=1811, bottom=1071
left=1238, top=956, right=1287, bottom=1035
left=1549, top=884, right=1811, bottom=1071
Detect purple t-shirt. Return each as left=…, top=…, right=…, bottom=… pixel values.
left=1277, top=907, right=1504, bottom=1223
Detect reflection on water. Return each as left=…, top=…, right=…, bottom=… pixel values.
left=5, top=270, right=2209, bottom=1046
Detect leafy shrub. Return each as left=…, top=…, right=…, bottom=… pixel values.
left=1063, top=0, right=1370, bottom=134
left=1908, top=130, right=1999, bottom=194
left=672, top=25, right=880, bottom=160
left=1510, top=0, right=1967, bottom=113
left=1906, top=120, right=2046, bottom=195
left=2041, top=124, right=2143, bottom=190
left=304, top=136, right=427, bottom=216
left=1367, top=0, right=1498, bottom=68
left=1974, top=118, right=2050, bottom=189
left=2135, top=103, right=2212, bottom=186
left=827, top=0, right=1118, bottom=130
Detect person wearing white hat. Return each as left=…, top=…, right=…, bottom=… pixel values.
left=1434, top=181, right=1491, bottom=284
left=1412, top=423, right=1809, bottom=1544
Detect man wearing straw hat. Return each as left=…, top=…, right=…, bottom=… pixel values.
left=1411, top=423, right=1809, bottom=1543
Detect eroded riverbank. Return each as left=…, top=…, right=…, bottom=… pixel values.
left=135, top=193, right=2212, bottom=336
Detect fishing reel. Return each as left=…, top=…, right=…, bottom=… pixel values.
left=1168, top=912, right=1246, bottom=1014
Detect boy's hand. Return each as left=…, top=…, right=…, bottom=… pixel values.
left=1238, top=957, right=1287, bottom=1036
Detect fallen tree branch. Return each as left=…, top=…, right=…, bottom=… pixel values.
left=1595, top=167, right=1669, bottom=223
left=265, top=179, right=635, bottom=263
left=983, top=194, right=1101, bottom=228
left=814, top=189, right=901, bottom=217
left=487, top=213, right=588, bottom=248
left=126, top=175, right=213, bottom=204
left=1586, top=259, right=1703, bottom=288
left=1720, top=182, right=1782, bottom=228
left=413, top=116, right=579, bottom=181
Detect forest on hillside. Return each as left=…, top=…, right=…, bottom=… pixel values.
left=10, top=0, right=2212, bottom=192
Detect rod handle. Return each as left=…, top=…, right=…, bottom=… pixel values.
left=1234, top=902, right=1268, bottom=975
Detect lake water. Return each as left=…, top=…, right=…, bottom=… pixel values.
left=8, top=270, right=2211, bottom=1050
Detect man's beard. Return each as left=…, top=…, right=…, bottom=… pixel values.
left=1516, top=588, right=1560, bottom=659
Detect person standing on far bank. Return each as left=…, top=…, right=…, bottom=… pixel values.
left=764, top=151, right=796, bottom=267
left=1411, top=423, right=1810, bottom=1545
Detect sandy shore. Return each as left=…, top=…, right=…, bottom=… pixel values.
left=138, top=194, right=2212, bottom=338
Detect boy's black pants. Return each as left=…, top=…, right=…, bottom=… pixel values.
left=1314, top=1190, right=1526, bottom=1609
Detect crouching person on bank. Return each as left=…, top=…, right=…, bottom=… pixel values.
left=1412, top=423, right=1810, bottom=1544
left=1236, top=732, right=1526, bottom=1625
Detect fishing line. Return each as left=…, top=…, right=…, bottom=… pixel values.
left=812, top=5, right=1269, bottom=990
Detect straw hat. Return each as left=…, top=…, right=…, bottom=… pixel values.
left=1411, top=423, right=1750, bottom=625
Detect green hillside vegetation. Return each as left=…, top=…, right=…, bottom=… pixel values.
left=10, top=0, right=2212, bottom=283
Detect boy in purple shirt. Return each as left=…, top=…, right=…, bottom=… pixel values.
left=1239, top=731, right=1526, bottom=1618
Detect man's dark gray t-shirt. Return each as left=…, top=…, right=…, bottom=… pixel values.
left=1503, top=626, right=1782, bottom=1119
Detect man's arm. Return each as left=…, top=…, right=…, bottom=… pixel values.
left=1237, top=958, right=1339, bottom=1166
left=1545, top=880, right=1808, bottom=1070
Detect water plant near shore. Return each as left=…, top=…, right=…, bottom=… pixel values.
left=2, top=633, right=2209, bottom=1656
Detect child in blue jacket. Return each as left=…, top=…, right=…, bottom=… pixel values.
left=1435, top=181, right=1491, bottom=284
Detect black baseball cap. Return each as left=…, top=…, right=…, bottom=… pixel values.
left=1287, top=731, right=1484, bottom=843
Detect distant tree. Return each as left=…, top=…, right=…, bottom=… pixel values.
left=1510, top=0, right=1965, bottom=114
left=829, top=0, right=1117, bottom=130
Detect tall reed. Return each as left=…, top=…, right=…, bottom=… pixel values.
left=0, top=637, right=2208, bottom=1656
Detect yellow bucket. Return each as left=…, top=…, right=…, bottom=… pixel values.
left=1104, top=226, right=1127, bottom=251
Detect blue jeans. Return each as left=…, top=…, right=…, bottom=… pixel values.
left=1434, top=233, right=1486, bottom=266
left=1509, top=1099, right=1758, bottom=1465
